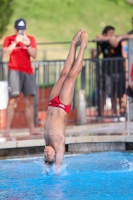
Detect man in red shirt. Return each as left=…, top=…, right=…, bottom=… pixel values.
left=3, top=18, right=41, bottom=136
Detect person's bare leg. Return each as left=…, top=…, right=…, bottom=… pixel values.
left=102, top=92, right=106, bottom=115
left=3, top=97, right=17, bottom=137
left=49, top=29, right=83, bottom=101
left=59, top=31, right=88, bottom=105
left=112, top=95, right=117, bottom=115
left=119, top=97, right=123, bottom=113
left=129, top=82, right=133, bottom=92
left=24, top=95, right=41, bottom=135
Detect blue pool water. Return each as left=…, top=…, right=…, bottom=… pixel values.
left=0, top=151, right=133, bottom=200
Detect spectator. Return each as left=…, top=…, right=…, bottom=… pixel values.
left=2, top=18, right=41, bottom=137
left=123, top=17, right=133, bottom=100
left=118, top=17, right=133, bottom=56
left=125, top=17, right=133, bottom=98
left=123, top=17, right=133, bottom=55
left=127, top=17, right=133, bottom=34
left=91, top=26, right=126, bottom=121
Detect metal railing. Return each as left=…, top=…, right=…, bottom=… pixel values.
left=0, top=56, right=128, bottom=125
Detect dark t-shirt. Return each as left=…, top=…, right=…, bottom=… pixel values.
left=98, top=41, right=124, bottom=75
left=99, top=41, right=122, bottom=58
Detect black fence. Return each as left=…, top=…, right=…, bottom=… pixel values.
left=0, top=56, right=128, bottom=124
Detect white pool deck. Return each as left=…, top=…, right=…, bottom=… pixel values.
left=0, top=122, right=133, bottom=149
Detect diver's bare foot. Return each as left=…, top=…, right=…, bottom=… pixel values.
left=80, top=31, right=88, bottom=49
left=72, top=29, right=83, bottom=47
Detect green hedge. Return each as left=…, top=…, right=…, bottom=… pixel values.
left=38, top=83, right=54, bottom=88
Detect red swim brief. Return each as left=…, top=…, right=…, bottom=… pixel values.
left=48, top=96, right=72, bottom=113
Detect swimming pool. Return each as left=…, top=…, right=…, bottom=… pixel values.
left=0, top=151, right=133, bottom=200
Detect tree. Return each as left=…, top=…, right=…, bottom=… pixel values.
left=0, top=0, right=14, bottom=38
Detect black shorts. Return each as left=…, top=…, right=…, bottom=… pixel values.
left=8, top=70, right=36, bottom=97
left=102, top=73, right=126, bottom=98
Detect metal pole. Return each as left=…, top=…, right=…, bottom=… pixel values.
left=96, top=42, right=102, bottom=119
left=81, top=66, right=85, bottom=90
left=34, top=67, right=39, bottom=127
left=127, top=39, right=133, bottom=135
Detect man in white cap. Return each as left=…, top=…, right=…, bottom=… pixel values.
left=2, top=18, right=41, bottom=136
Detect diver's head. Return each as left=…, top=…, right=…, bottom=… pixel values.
left=44, top=146, right=56, bottom=164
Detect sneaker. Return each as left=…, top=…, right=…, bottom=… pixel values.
left=112, top=114, right=119, bottom=122
left=119, top=112, right=126, bottom=122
